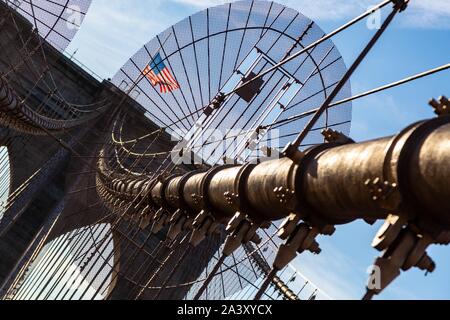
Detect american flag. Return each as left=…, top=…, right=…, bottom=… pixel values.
left=142, top=53, right=179, bottom=93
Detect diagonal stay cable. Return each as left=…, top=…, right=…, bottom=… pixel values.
left=225, top=0, right=393, bottom=99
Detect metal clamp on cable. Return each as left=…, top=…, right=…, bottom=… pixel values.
left=203, top=92, right=225, bottom=116
left=149, top=174, right=182, bottom=234
left=429, top=96, right=450, bottom=116
left=165, top=170, right=206, bottom=240
left=365, top=222, right=437, bottom=300
left=223, top=212, right=263, bottom=256
left=392, top=0, right=409, bottom=12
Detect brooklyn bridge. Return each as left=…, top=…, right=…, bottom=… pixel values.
left=0, top=0, right=449, bottom=301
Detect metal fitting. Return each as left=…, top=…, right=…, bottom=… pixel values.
left=322, top=128, right=354, bottom=144
left=429, top=96, right=450, bottom=116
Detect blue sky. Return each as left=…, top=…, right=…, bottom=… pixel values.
left=66, top=0, right=450, bottom=300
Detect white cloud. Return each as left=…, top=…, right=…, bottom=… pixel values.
left=293, top=241, right=369, bottom=300
left=174, top=0, right=229, bottom=6
left=404, top=0, right=450, bottom=29
left=281, top=0, right=376, bottom=20
left=174, top=0, right=450, bottom=29
left=67, top=0, right=450, bottom=79
left=67, top=0, right=184, bottom=78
